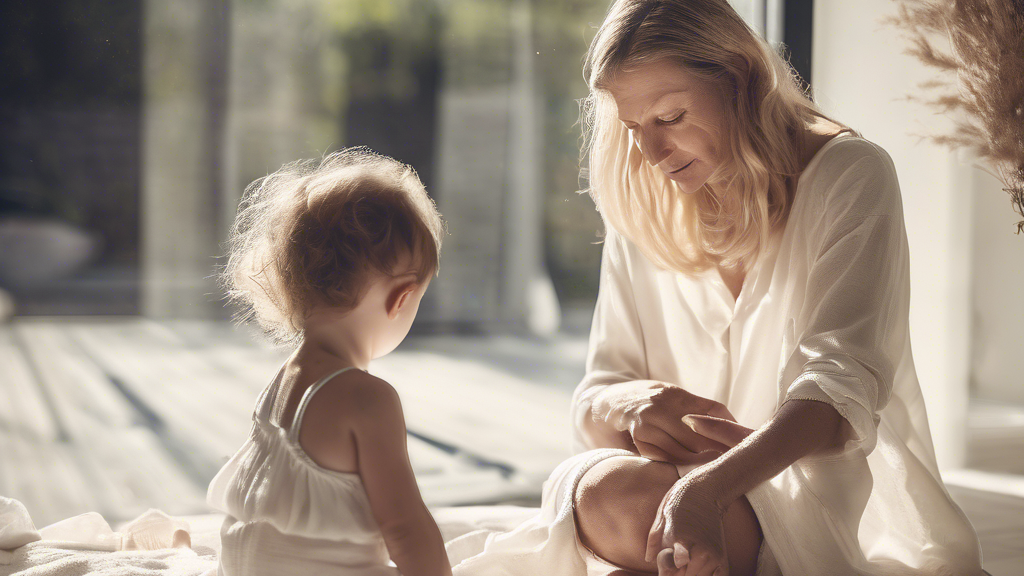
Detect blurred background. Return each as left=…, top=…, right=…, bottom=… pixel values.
left=0, top=0, right=1021, bottom=572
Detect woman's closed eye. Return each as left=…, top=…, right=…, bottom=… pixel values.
left=655, top=111, right=685, bottom=125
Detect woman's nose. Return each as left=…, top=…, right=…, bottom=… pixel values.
left=636, top=130, right=672, bottom=167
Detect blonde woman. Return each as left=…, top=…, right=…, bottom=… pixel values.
left=569, top=0, right=986, bottom=574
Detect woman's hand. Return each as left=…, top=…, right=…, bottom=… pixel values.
left=646, top=415, right=756, bottom=576
left=590, top=381, right=735, bottom=464
left=647, top=471, right=728, bottom=576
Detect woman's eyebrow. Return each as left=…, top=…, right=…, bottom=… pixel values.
left=619, top=91, right=689, bottom=124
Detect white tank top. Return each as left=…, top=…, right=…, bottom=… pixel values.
left=207, top=367, right=399, bottom=576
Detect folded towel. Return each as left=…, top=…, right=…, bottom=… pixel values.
left=33, top=508, right=192, bottom=552
left=38, top=512, right=121, bottom=551
left=0, top=496, right=41, bottom=564
left=121, top=509, right=191, bottom=551
left=0, top=505, right=214, bottom=576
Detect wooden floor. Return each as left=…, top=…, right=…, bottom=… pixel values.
left=1, top=318, right=1021, bottom=573
left=0, top=318, right=580, bottom=525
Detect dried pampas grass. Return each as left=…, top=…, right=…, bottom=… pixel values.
left=889, top=0, right=1024, bottom=233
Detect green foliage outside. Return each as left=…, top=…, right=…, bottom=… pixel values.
left=306, top=0, right=610, bottom=303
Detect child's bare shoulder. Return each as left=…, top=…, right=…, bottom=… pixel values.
left=303, top=369, right=403, bottom=431
left=299, top=369, right=403, bottom=472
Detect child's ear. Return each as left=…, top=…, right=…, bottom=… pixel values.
left=385, top=281, right=418, bottom=320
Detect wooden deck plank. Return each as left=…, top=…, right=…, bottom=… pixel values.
left=0, top=325, right=61, bottom=443
left=120, top=319, right=538, bottom=495
left=13, top=322, right=129, bottom=519
left=12, top=322, right=208, bottom=523
left=66, top=320, right=258, bottom=468
left=0, top=325, right=105, bottom=525
left=138, top=319, right=288, bottom=385
left=9, top=439, right=103, bottom=527
left=372, top=350, right=574, bottom=486
left=53, top=319, right=518, bottom=506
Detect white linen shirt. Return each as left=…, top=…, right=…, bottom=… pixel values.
left=572, top=135, right=984, bottom=575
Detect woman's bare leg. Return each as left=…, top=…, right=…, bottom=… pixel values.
left=574, top=455, right=762, bottom=576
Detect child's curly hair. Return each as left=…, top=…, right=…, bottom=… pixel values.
left=222, top=147, right=444, bottom=343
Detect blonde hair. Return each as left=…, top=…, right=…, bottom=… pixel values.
left=223, top=147, right=444, bottom=343
left=583, top=0, right=841, bottom=273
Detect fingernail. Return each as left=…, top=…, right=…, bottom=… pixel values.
left=681, top=414, right=697, bottom=428
left=673, top=542, right=689, bottom=567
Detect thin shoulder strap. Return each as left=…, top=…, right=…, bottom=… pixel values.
left=288, top=366, right=360, bottom=443
left=255, top=374, right=283, bottom=424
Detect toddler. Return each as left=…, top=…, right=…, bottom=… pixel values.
left=207, top=148, right=449, bottom=576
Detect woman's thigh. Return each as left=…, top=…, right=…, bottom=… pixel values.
left=574, top=455, right=762, bottom=576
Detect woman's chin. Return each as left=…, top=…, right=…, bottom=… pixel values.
left=665, top=164, right=713, bottom=194
left=668, top=174, right=710, bottom=195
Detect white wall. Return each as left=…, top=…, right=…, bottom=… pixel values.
left=812, top=0, right=972, bottom=469
left=969, top=166, right=1024, bottom=404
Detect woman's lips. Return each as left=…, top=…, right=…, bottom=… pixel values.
left=668, top=159, right=696, bottom=174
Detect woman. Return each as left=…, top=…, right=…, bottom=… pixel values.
left=571, top=0, right=985, bottom=574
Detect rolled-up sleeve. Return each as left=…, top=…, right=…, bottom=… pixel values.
left=782, top=147, right=910, bottom=456
left=570, top=229, right=649, bottom=452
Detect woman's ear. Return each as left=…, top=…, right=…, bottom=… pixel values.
left=385, top=281, right=418, bottom=320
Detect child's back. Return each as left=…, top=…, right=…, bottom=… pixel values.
left=207, top=148, right=448, bottom=576
left=208, top=365, right=396, bottom=576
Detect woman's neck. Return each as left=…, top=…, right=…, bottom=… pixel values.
left=798, top=119, right=849, bottom=171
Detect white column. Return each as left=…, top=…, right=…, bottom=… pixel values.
left=141, top=0, right=225, bottom=318
left=504, top=0, right=560, bottom=336
left=764, top=0, right=785, bottom=46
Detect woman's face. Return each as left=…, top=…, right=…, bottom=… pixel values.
left=605, top=59, right=731, bottom=194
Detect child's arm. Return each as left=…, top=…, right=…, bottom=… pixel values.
left=349, top=376, right=452, bottom=576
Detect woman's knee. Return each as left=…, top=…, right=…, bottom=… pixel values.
left=574, top=455, right=762, bottom=576
left=574, top=455, right=679, bottom=572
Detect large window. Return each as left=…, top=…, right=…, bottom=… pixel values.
left=0, top=0, right=816, bottom=525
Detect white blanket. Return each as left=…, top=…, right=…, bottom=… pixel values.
left=0, top=497, right=220, bottom=576
left=0, top=450, right=644, bottom=576
left=2, top=449, right=641, bottom=576
left=444, top=450, right=628, bottom=576
left=0, top=546, right=217, bottom=576
left=0, top=498, right=542, bottom=576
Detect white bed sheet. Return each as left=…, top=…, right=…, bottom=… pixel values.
left=0, top=506, right=538, bottom=576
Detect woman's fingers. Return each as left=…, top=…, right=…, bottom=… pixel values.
left=666, top=420, right=732, bottom=454
left=648, top=474, right=731, bottom=576
left=635, top=437, right=722, bottom=467
left=704, top=401, right=735, bottom=423
left=682, top=449, right=723, bottom=467
left=657, top=547, right=677, bottom=574
left=681, top=415, right=754, bottom=448
left=652, top=542, right=726, bottom=576
left=646, top=529, right=663, bottom=564
left=633, top=424, right=698, bottom=461
left=682, top=547, right=706, bottom=576
left=634, top=438, right=678, bottom=463
left=640, top=412, right=730, bottom=454
left=632, top=412, right=725, bottom=467
left=681, top=546, right=728, bottom=576
left=664, top=386, right=734, bottom=423
left=646, top=503, right=667, bottom=563
left=673, top=542, right=690, bottom=568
